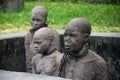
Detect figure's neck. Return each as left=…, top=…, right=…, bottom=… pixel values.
left=68, top=43, right=89, bottom=58
left=42, top=47, right=56, bottom=57
left=30, top=24, right=48, bottom=34
left=47, top=47, right=56, bottom=55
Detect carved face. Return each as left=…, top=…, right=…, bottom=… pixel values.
left=33, top=37, right=51, bottom=54
left=64, top=26, right=85, bottom=54
left=31, top=13, right=46, bottom=29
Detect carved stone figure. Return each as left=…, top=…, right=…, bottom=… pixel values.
left=59, top=18, right=108, bottom=80
left=31, top=27, right=63, bottom=76
left=25, top=6, right=48, bottom=72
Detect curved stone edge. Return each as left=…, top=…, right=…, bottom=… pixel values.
left=0, top=70, right=72, bottom=80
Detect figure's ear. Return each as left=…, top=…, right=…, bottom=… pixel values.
left=84, top=33, right=89, bottom=42
left=45, top=17, right=47, bottom=22
left=48, top=38, right=53, bottom=45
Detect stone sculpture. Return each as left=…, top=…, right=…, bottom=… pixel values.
left=25, top=6, right=48, bottom=72
left=31, top=27, right=63, bottom=76
left=59, top=18, right=108, bottom=80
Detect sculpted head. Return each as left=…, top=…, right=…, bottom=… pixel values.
left=33, top=27, right=56, bottom=55
left=64, top=18, right=91, bottom=55
left=31, top=6, right=48, bottom=29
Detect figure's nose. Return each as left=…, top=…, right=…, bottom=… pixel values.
left=64, top=36, right=71, bottom=45
left=32, top=20, right=38, bottom=25
left=34, top=44, right=38, bottom=48
left=64, top=35, right=70, bottom=41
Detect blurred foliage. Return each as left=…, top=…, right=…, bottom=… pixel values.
left=25, top=0, right=120, bottom=4
left=0, top=1, right=120, bottom=34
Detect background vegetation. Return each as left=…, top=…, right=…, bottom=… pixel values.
left=0, top=1, right=120, bottom=34
left=26, top=0, right=120, bottom=4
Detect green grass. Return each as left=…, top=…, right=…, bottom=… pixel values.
left=0, top=1, right=120, bottom=34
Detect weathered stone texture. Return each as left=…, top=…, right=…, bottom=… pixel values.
left=0, top=70, right=72, bottom=80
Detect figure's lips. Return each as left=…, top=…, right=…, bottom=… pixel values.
left=35, top=48, right=39, bottom=52
left=64, top=45, right=70, bottom=50
left=33, top=25, right=39, bottom=28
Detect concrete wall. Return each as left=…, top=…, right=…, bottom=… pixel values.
left=0, top=32, right=120, bottom=80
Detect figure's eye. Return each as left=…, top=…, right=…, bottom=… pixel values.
left=36, top=19, right=42, bottom=22
left=33, top=41, right=36, bottom=44
left=31, top=18, right=42, bottom=22
left=32, top=18, right=35, bottom=21
left=34, top=41, right=41, bottom=44
left=37, top=42, right=41, bottom=44
left=70, top=33, right=79, bottom=37
left=69, top=34, right=74, bottom=37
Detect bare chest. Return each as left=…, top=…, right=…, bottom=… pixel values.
left=35, top=56, right=57, bottom=75
left=64, top=58, right=96, bottom=80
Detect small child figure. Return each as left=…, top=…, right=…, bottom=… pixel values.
left=31, top=27, right=63, bottom=76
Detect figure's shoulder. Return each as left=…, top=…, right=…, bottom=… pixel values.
left=88, top=50, right=107, bottom=65
left=25, top=32, right=33, bottom=38
left=25, top=32, right=33, bottom=43
left=55, top=51, right=63, bottom=58
left=32, top=54, right=42, bottom=64
left=52, top=50, right=64, bottom=63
